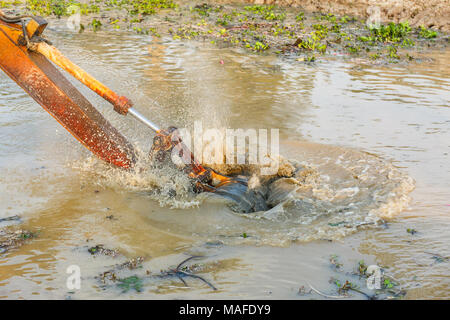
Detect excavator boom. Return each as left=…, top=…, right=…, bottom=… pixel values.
left=0, top=12, right=267, bottom=213
left=0, top=15, right=136, bottom=168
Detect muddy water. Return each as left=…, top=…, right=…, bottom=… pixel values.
left=0, top=26, right=449, bottom=299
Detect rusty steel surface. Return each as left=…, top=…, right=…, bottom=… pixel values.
left=0, top=20, right=136, bottom=168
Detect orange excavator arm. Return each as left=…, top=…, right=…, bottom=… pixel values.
left=0, top=13, right=136, bottom=168
left=0, top=12, right=264, bottom=212
left=0, top=12, right=217, bottom=177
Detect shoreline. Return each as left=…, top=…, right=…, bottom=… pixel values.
left=2, top=1, right=448, bottom=64
left=235, top=0, right=450, bottom=32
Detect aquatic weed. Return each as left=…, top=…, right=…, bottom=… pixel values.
left=193, top=3, right=211, bottom=17
left=16, top=1, right=445, bottom=65
left=340, top=15, right=355, bottom=24
left=329, top=254, right=343, bottom=269
left=0, top=0, right=21, bottom=9
left=252, top=41, right=269, bottom=52
left=90, top=18, right=102, bottom=32
left=27, top=0, right=100, bottom=17
left=127, top=0, right=177, bottom=16
left=418, top=25, right=437, bottom=39
left=401, top=38, right=415, bottom=47
left=387, top=45, right=399, bottom=59
left=369, top=21, right=411, bottom=43
left=298, top=32, right=327, bottom=53
left=216, top=13, right=232, bottom=26
left=117, top=275, right=143, bottom=293
left=346, top=45, right=360, bottom=54
left=358, top=260, right=368, bottom=276
left=331, top=24, right=341, bottom=33
left=295, top=12, right=305, bottom=22
left=312, top=23, right=329, bottom=33
left=244, top=5, right=285, bottom=21
left=314, top=13, right=336, bottom=23
left=383, top=278, right=395, bottom=289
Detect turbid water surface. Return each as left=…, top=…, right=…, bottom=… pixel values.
left=0, top=26, right=449, bottom=299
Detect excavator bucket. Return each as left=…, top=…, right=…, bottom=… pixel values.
left=0, top=17, right=136, bottom=168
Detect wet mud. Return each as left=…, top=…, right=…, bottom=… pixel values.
left=4, top=0, right=449, bottom=64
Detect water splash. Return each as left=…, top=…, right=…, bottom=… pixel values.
left=70, top=142, right=415, bottom=245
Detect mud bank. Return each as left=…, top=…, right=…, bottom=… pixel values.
left=238, top=0, right=450, bottom=31
left=6, top=0, right=447, bottom=65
